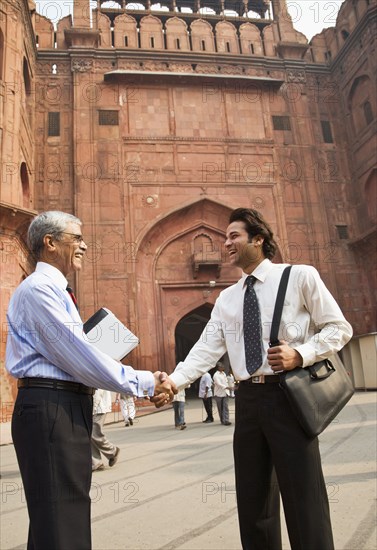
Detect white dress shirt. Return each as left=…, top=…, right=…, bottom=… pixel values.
left=6, top=262, right=154, bottom=397
left=213, top=371, right=229, bottom=397
left=198, top=372, right=213, bottom=398
left=170, top=259, right=353, bottom=389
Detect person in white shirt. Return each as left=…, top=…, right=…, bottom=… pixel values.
left=116, top=393, right=137, bottom=427
left=173, top=388, right=186, bottom=430
left=213, top=363, right=231, bottom=425
left=227, top=369, right=235, bottom=397
left=168, top=207, right=352, bottom=550
left=91, top=389, right=120, bottom=471
left=198, top=372, right=214, bottom=423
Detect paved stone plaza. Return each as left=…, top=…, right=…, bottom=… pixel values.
left=0, top=392, right=376, bottom=550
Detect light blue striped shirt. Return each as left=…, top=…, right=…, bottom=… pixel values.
left=5, top=262, right=155, bottom=397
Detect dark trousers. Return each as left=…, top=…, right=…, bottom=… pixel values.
left=12, top=387, right=93, bottom=550
left=202, top=397, right=214, bottom=420
left=234, top=383, right=334, bottom=550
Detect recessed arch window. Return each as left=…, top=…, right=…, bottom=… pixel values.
left=23, top=58, right=31, bottom=95
left=0, top=29, right=4, bottom=80
left=348, top=75, right=373, bottom=134
left=20, top=162, right=30, bottom=207
left=363, top=100, right=373, bottom=125
left=365, top=169, right=377, bottom=221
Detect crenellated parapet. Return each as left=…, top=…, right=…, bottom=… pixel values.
left=35, top=0, right=310, bottom=60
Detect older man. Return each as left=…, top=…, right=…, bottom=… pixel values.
left=6, top=211, right=175, bottom=550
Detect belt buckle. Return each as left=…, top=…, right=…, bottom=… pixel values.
left=251, top=375, right=265, bottom=384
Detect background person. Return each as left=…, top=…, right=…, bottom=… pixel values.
left=199, top=372, right=214, bottom=423
left=173, top=388, right=187, bottom=430
left=213, top=363, right=231, bottom=426
left=227, top=368, right=235, bottom=398
left=91, top=389, right=120, bottom=471
left=116, top=392, right=137, bottom=427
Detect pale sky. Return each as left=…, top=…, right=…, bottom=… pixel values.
left=34, top=0, right=345, bottom=40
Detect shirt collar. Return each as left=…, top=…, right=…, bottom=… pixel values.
left=35, top=262, right=68, bottom=291
left=242, top=258, right=272, bottom=286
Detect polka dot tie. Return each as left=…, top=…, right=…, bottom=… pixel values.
left=243, top=275, right=263, bottom=375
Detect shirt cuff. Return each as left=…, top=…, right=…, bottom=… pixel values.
left=135, top=371, right=155, bottom=398
left=295, top=343, right=317, bottom=368
left=169, top=371, right=190, bottom=391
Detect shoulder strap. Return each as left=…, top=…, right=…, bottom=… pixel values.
left=269, top=265, right=292, bottom=347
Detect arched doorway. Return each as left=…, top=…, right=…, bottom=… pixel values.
left=175, top=303, right=213, bottom=397
left=133, top=198, right=237, bottom=372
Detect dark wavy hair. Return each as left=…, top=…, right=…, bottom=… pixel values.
left=229, top=208, right=277, bottom=260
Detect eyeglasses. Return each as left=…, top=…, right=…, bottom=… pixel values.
left=60, top=232, right=85, bottom=244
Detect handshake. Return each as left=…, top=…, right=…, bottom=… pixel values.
left=150, top=372, right=178, bottom=408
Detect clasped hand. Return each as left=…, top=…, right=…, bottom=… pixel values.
left=267, top=340, right=303, bottom=372
left=150, top=372, right=177, bottom=408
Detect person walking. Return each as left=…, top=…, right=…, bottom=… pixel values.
left=213, top=363, right=231, bottom=425
left=91, top=389, right=120, bottom=471
left=116, top=393, right=136, bottom=426
left=167, top=207, right=353, bottom=550
left=173, top=388, right=187, bottom=430
left=199, top=372, right=214, bottom=423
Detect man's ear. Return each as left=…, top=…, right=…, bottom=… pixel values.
left=252, top=235, right=264, bottom=247
left=43, top=234, right=55, bottom=252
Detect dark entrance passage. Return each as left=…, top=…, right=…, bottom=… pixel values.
left=175, top=303, right=214, bottom=397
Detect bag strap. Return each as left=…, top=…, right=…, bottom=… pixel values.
left=269, top=265, right=292, bottom=347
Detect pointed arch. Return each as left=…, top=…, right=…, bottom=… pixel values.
left=132, top=199, right=235, bottom=372
left=190, top=19, right=215, bottom=52
left=140, top=15, right=164, bottom=50
left=114, top=13, right=138, bottom=48
left=239, top=23, right=263, bottom=55
left=215, top=21, right=239, bottom=54
left=165, top=17, right=190, bottom=51
left=135, top=197, right=233, bottom=249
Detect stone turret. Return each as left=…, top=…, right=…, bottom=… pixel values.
left=270, top=0, right=308, bottom=59
left=65, top=0, right=99, bottom=47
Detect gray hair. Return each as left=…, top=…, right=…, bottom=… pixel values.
left=28, top=211, right=82, bottom=259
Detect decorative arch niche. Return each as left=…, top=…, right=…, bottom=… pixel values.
left=20, top=162, right=30, bottom=207
left=364, top=169, right=377, bottom=221
left=348, top=75, right=373, bottom=134
left=133, top=199, right=235, bottom=371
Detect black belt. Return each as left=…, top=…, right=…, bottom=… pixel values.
left=240, top=374, right=281, bottom=385
left=18, top=377, right=96, bottom=395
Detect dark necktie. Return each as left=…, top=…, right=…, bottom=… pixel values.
left=243, top=275, right=263, bottom=375
left=66, top=285, right=79, bottom=311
